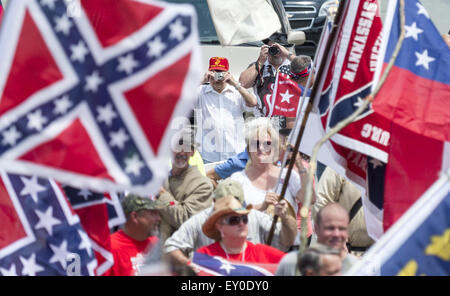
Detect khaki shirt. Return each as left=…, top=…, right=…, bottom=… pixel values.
left=158, top=166, right=213, bottom=243
left=313, top=167, right=374, bottom=248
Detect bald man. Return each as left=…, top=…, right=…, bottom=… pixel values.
left=276, top=203, right=358, bottom=275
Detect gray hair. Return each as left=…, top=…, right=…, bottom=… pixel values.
left=298, top=243, right=341, bottom=275
left=290, top=55, right=312, bottom=75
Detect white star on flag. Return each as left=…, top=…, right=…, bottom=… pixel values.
left=77, top=188, right=92, bottom=200
left=20, top=175, right=47, bottom=203
left=84, top=70, right=104, bottom=93
left=280, top=90, right=293, bottom=104
left=2, top=126, right=22, bottom=146
left=70, top=41, right=89, bottom=63
left=20, top=254, right=44, bottom=276
left=404, top=22, right=423, bottom=41
left=34, top=206, right=62, bottom=235
left=77, top=229, right=93, bottom=257
left=370, top=158, right=384, bottom=169
left=41, top=0, right=57, bottom=10
left=96, top=103, right=118, bottom=126
left=353, top=96, right=365, bottom=109
left=49, top=240, right=70, bottom=269
left=0, top=264, right=18, bottom=276
left=147, top=36, right=167, bottom=57
left=124, top=154, right=144, bottom=176
left=416, top=3, right=429, bottom=18
left=54, top=14, right=73, bottom=36
left=27, top=109, right=48, bottom=131
left=110, top=128, right=130, bottom=150
left=117, top=53, right=139, bottom=75
left=415, top=49, right=435, bottom=70
left=219, top=261, right=236, bottom=274
left=169, top=19, right=187, bottom=41
left=53, top=95, right=72, bottom=115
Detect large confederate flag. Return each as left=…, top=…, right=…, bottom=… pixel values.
left=0, top=0, right=202, bottom=196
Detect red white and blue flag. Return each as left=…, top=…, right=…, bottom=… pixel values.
left=190, top=252, right=276, bottom=276
left=264, top=73, right=302, bottom=117
left=298, top=0, right=385, bottom=238
left=372, top=0, right=450, bottom=142
left=0, top=171, right=97, bottom=276
left=369, top=0, right=450, bottom=231
left=0, top=0, right=201, bottom=196
left=348, top=171, right=450, bottom=276
left=63, top=185, right=125, bottom=275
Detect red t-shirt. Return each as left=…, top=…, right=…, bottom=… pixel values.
left=105, top=230, right=158, bottom=276
left=197, top=241, right=285, bottom=264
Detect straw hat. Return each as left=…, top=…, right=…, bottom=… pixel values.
left=202, top=195, right=252, bottom=241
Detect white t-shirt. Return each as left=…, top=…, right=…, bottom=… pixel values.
left=230, top=167, right=301, bottom=215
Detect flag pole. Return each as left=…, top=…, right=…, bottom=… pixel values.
left=298, top=0, right=406, bottom=255
left=265, top=0, right=348, bottom=246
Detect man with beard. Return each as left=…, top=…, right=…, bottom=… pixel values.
left=106, top=194, right=164, bottom=276
left=157, top=128, right=214, bottom=243
left=239, top=33, right=295, bottom=122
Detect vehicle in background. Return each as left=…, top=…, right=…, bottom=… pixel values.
left=282, top=0, right=337, bottom=58
left=165, top=0, right=305, bottom=79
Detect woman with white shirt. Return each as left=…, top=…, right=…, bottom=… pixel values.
left=230, top=117, right=314, bottom=217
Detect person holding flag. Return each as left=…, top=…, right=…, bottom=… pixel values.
left=197, top=195, right=286, bottom=265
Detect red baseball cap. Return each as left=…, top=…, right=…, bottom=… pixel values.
left=208, top=57, right=229, bottom=71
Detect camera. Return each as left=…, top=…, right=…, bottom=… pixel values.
left=214, top=72, right=225, bottom=81
left=268, top=46, right=280, bottom=56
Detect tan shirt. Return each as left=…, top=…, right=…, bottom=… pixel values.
left=313, top=167, right=374, bottom=248
left=158, top=166, right=213, bottom=242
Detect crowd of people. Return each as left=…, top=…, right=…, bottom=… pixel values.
left=106, top=34, right=375, bottom=276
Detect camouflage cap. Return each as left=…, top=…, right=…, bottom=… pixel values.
left=122, top=193, right=165, bottom=216
left=213, top=178, right=245, bottom=205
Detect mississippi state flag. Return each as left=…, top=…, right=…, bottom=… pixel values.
left=372, top=0, right=450, bottom=142
left=0, top=0, right=201, bottom=196
left=264, top=73, right=302, bottom=117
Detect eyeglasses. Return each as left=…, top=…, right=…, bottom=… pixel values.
left=222, top=215, right=248, bottom=226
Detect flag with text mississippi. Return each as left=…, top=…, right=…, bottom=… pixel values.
left=0, top=0, right=201, bottom=195
left=0, top=171, right=97, bottom=276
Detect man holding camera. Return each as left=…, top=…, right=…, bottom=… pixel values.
left=195, top=57, right=257, bottom=163
left=239, top=33, right=296, bottom=121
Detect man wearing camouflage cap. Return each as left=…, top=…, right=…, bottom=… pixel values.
left=106, top=194, right=164, bottom=276
left=163, top=178, right=297, bottom=266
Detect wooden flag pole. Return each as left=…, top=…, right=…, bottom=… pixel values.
left=265, top=0, right=348, bottom=246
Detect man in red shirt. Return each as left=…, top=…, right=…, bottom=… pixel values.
left=105, top=194, right=163, bottom=276
left=197, top=196, right=285, bottom=265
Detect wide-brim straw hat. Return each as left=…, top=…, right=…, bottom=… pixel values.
left=202, top=195, right=252, bottom=241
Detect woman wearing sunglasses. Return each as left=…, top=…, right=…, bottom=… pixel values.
left=230, top=117, right=314, bottom=218
left=198, top=195, right=285, bottom=264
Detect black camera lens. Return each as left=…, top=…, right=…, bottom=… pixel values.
left=268, top=46, right=280, bottom=56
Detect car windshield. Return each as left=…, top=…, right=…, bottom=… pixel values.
left=164, top=0, right=261, bottom=46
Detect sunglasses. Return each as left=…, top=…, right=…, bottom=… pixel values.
left=250, top=140, right=272, bottom=150
left=222, top=215, right=248, bottom=226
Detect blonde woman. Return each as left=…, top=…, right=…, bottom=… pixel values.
left=230, top=117, right=314, bottom=217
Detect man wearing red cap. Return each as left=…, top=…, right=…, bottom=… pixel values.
left=194, top=57, right=257, bottom=163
